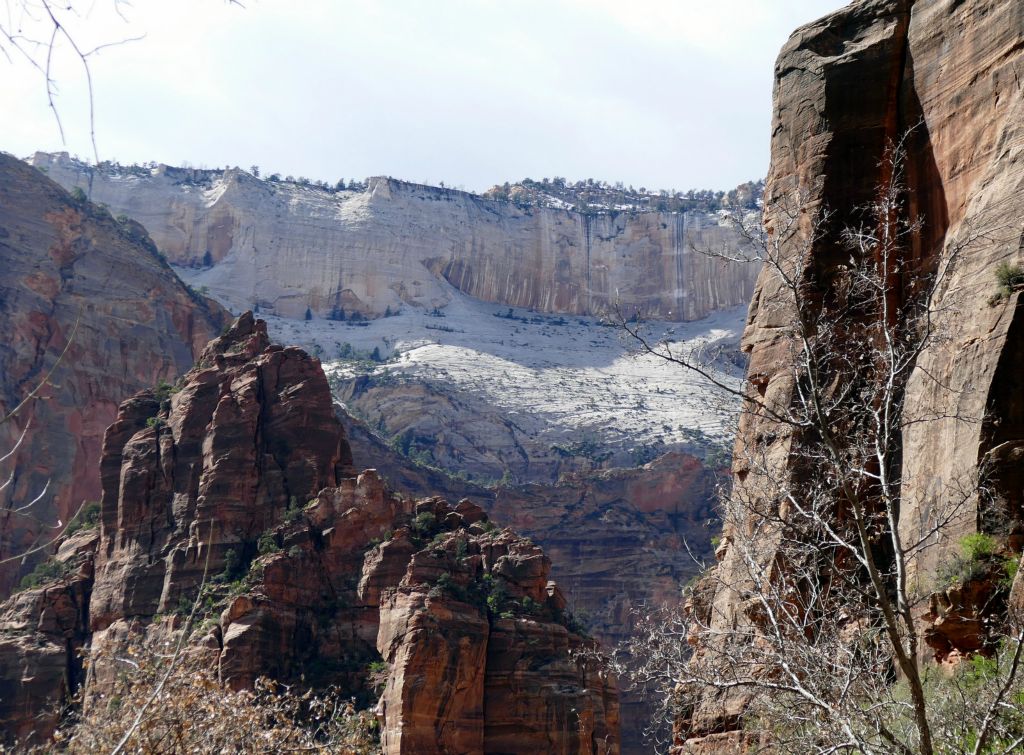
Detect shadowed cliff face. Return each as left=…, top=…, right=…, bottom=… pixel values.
left=0, top=314, right=620, bottom=753
left=0, top=152, right=228, bottom=595
left=684, top=0, right=1024, bottom=749
left=32, top=154, right=758, bottom=323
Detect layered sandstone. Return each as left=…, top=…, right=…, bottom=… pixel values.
left=685, top=0, right=1024, bottom=748
left=0, top=152, right=228, bottom=595
left=32, top=153, right=757, bottom=323
left=345, top=413, right=716, bottom=753
left=1, top=314, right=619, bottom=752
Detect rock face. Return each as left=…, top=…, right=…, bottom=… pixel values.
left=1, top=314, right=619, bottom=752
left=32, top=153, right=758, bottom=323
left=89, top=311, right=353, bottom=638
left=0, top=152, right=228, bottom=595
left=345, top=412, right=716, bottom=753
left=684, top=0, right=1024, bottom=748
left=0, top=530, right=95, bottom=745
left=491, top=454, right=719, bottom=754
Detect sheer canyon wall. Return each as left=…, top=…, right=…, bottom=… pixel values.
left=683, top=0, right=1024, bottom=750
left=32, top=153, right=758, bottom=323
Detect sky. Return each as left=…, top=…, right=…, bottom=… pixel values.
left=0, top=0, right=846, bottom=193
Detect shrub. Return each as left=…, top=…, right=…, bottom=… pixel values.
left=219, top=548, right=244, bottom=583
left=66, top=501, right=101, bottom=536
left=19, top=558, right=71, bottom=590
left=69, top=186, right=87, bottom=203
left=1005, top=556, right=1021, bottom=588
left=410, top=511, right=437, bottom=538
left=961, top=532, right=998, bottom=560
left=45, top=651, right=380, bottom=753
left=992, top=262, right=1024, bottom=303
left=257, top=531, right=279, bottom=555
left=429, top=573, right=464, bottom=600
left=996, top=261, right=1024, bottom=291
left=283, top=496, right=305, bottom=525
left=938, top=532, right=1002, bottom=587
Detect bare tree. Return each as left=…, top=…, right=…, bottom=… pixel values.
left=0, top=1, right=147, bottom=161
left=613, top=137, right=1024, bottom=753
left=1, top=1, right=240, bottom=160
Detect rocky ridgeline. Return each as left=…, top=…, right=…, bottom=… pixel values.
left=343, top=420, right=718, bottom=751
left=683, top=0, right=1024, bottom=750
left=0, top=313, right=619, bottom=753
left=0, top=152, right=228, bottom=594
left=32, top=153, right=758, bottom=323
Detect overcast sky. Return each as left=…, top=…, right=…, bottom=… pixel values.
left=1, top=0, right=845, bottom=193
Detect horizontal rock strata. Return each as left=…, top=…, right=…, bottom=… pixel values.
left=33, top=153, right=758, bottom=323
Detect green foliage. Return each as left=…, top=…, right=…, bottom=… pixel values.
left=430, top=532, right=449, bottom=548
left=410, top=511, right=437, bottom=538
left=334, top=341, right=387, bottom=365
left=282, top=496, right=304, bottom=525
left=18, top=558, right=72, bottom=590
left=962, top=532, right=998, bottom=560
left=938, top=533, right=1002, bottom=588
left=550, top=436, right=612, bottom=463
left=429, top=572, right=466, bottom=601
left=145, top=416, right=163, bottom=429
left=66, top=502, right=101, bottom=536
left=991, top=262, right=1024, bottom=304
left=219, top=548, right=244, bottom=583
left=996, top=261, right=1024, bottom=291
left=257, top=531, right=280, bottom=555
left=174, top=595, right=194, bottom=617
left=1004, top=556, right=1020, bottom=589
left=70, top=186, right=87, bottom=203
left=153, top=380, right=175, bottom=401
left=484, top=576, right=508, bottom=617
left=562, top=609, right=590, bottom=636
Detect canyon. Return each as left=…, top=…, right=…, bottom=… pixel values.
left=4, top=0, right=1022, bottom=751
left=0, top=151, right=737, bottom=749
left=1, top=312, right=620, bottom=753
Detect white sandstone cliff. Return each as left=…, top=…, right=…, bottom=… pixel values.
left=33, top=152, right=758, bottom=322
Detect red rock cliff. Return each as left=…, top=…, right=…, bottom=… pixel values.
left=683, top=0, right=1024, bottom=749
left=0, top=152, right=228, bottom=594
left=2, top=314, right=619, bottom=753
